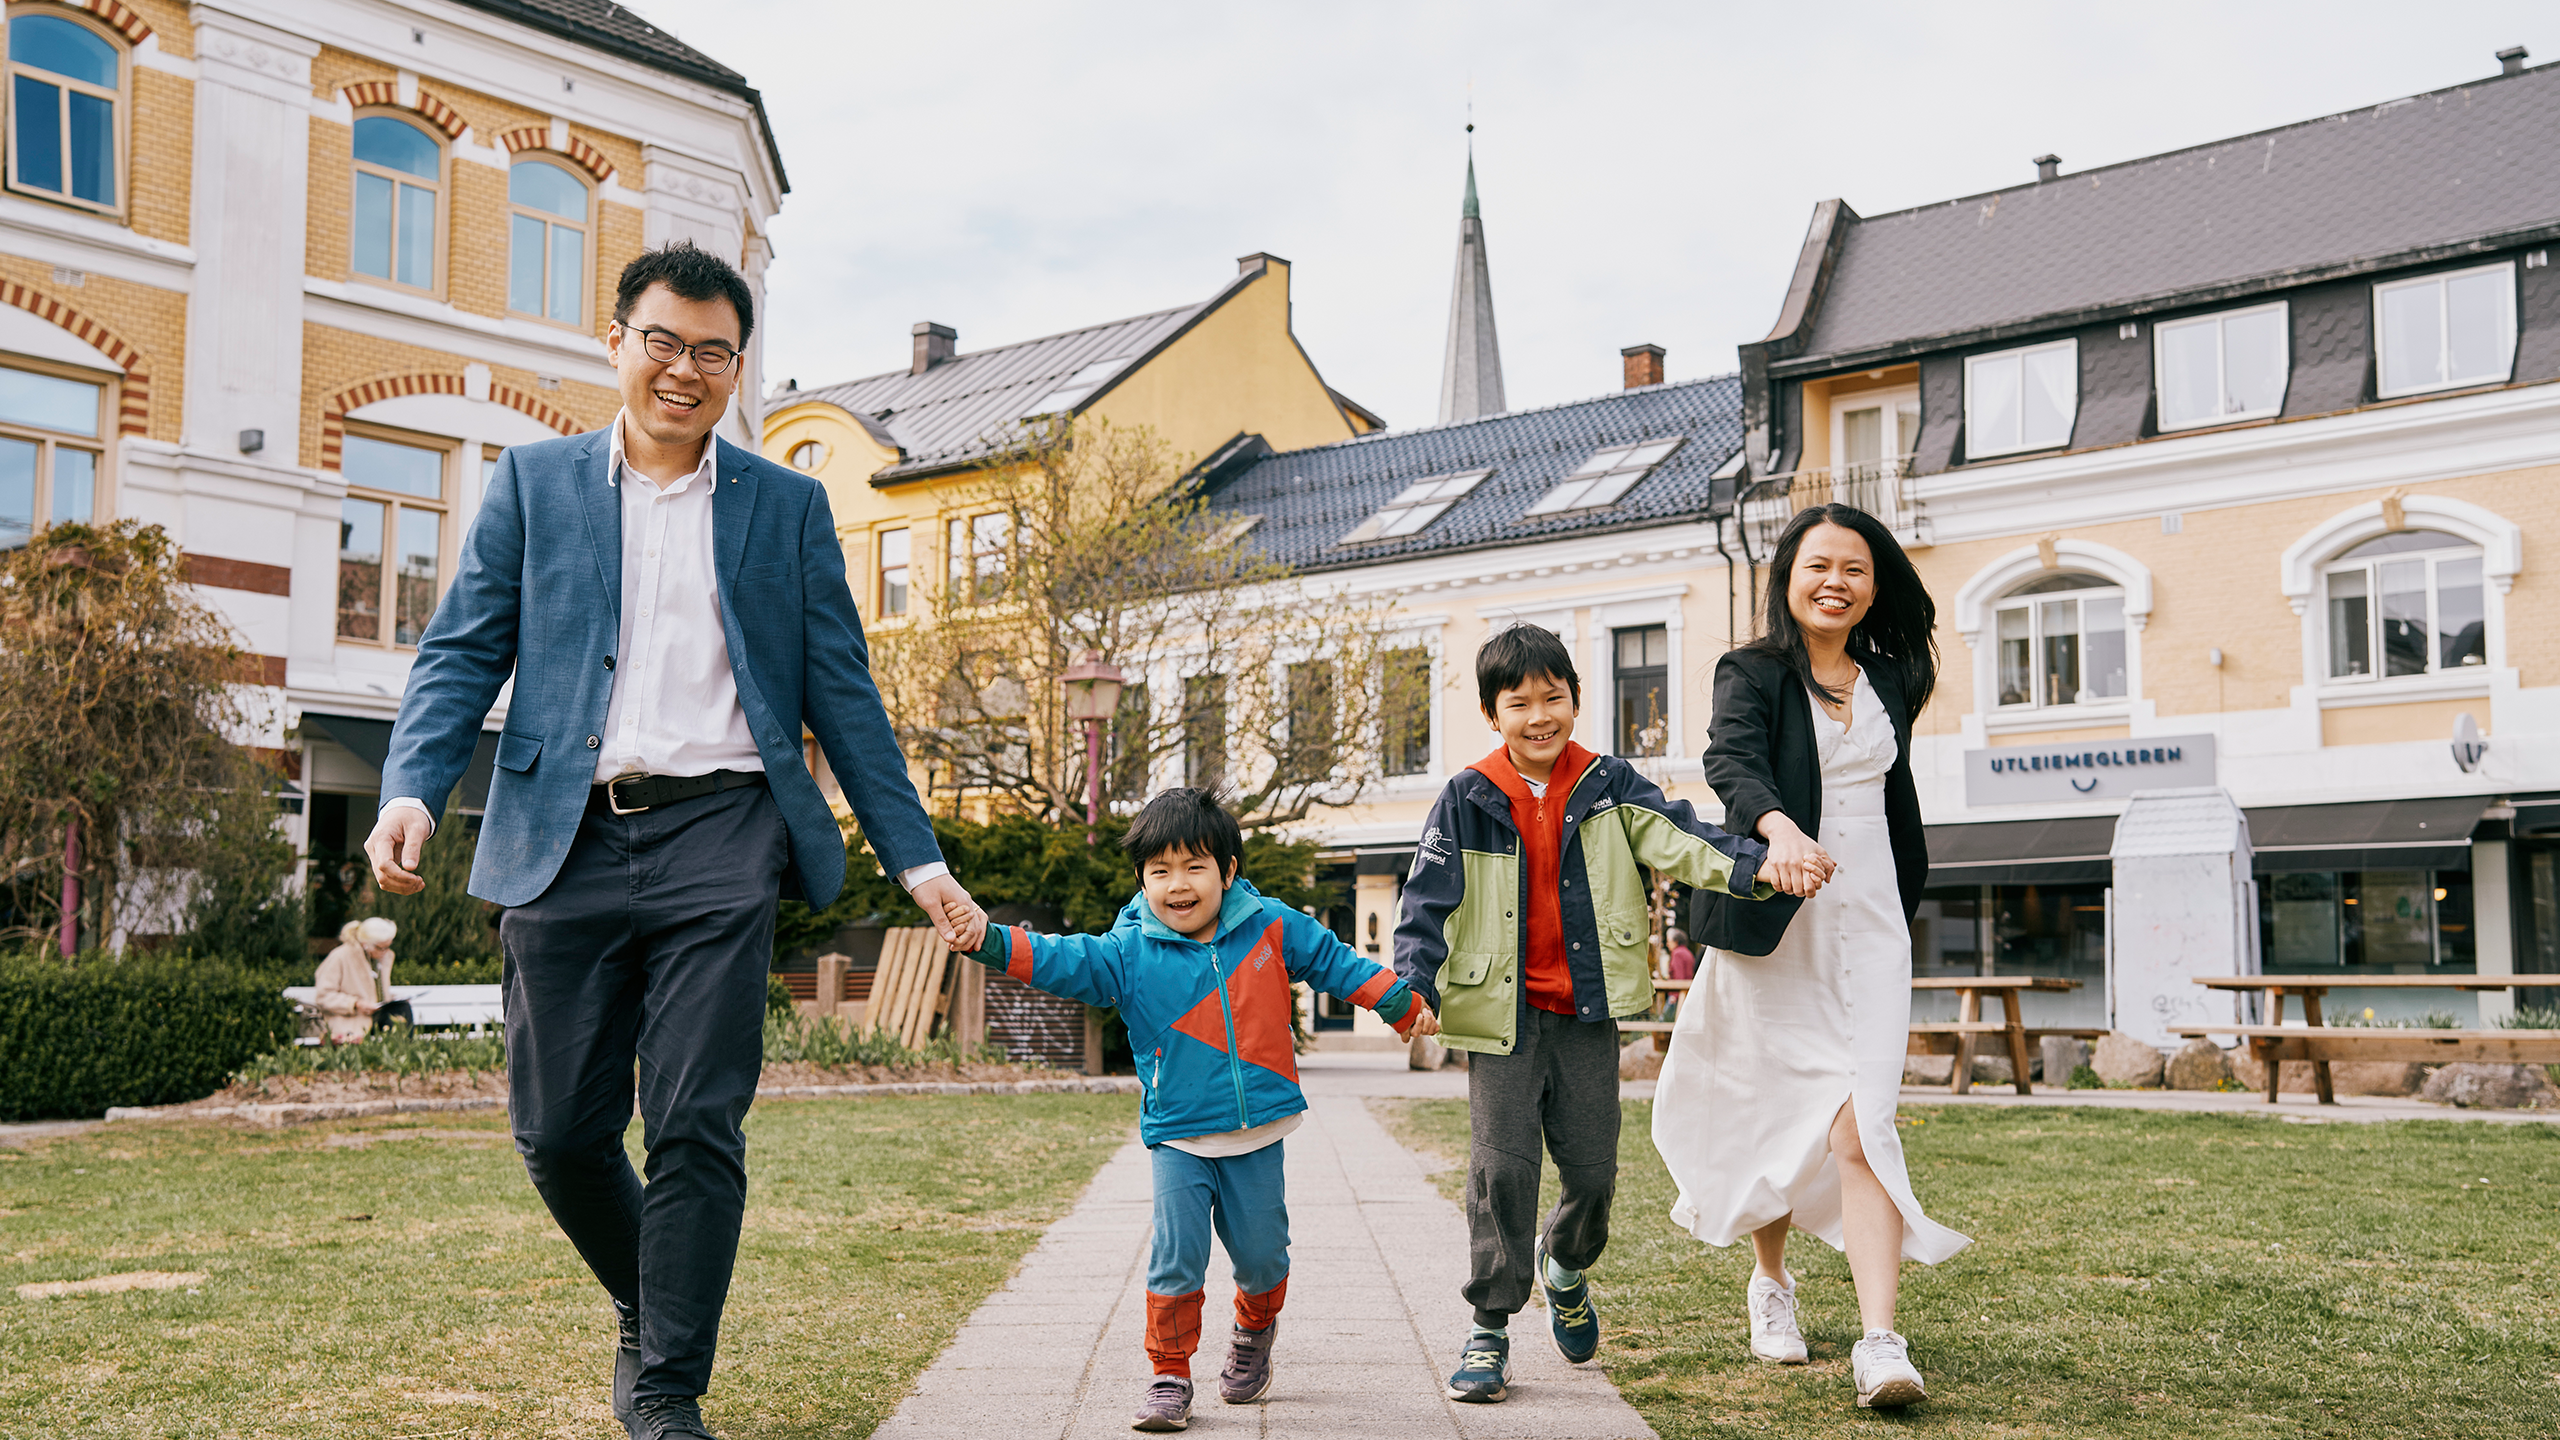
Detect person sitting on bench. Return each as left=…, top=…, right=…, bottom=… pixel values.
left=315, top=916, right=411, bottom=1040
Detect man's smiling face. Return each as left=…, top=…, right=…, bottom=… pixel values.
left=607, top=282, right=741, bottom=454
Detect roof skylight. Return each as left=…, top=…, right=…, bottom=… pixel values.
left=1336, top=469, right=1492, bottom=545
left=1522, top=438, right=1684, bottom=516
left=1021, top=357, right=1131, bottom=417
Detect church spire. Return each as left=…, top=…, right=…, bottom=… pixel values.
left=1437, top=131, right=1506, bottom=424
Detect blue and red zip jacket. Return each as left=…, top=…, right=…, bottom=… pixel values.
left=967, top=878, right=1417, bottom=1147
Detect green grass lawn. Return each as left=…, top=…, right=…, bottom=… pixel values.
left=0, top=1094, right=1136, bottom=1439
left=1377, top=1099, right=2560, bottom=1439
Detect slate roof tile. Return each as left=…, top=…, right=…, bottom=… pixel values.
left=1201, top=376, right=1742, bottom=574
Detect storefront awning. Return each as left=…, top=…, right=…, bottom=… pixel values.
left=2241, top=797, right=2485, bottom=873
left=300, top=713, right=500, bottom=814
left=1924, top=816, right=2118, bottom=888
left=2510, top=793, right=2560, bottom=838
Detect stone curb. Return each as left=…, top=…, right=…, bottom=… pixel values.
left=101, top=1076, right=1142, bottom=1128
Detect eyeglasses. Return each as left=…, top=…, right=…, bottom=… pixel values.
left=622, top=324, right=740, bottom=376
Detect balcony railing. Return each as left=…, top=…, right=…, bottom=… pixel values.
left=1735, top=456, right=1925, bottom=563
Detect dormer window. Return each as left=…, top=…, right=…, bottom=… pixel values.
left=1964, top=339, right=2076, bottom=457
left=2155, top=302, right=2287, bottom=429
left=1337, top=469, right=1488, bottom=544
left=1522, top=438, right=1681, bottom=516
left=2375, top=262, right=2516, bottom=399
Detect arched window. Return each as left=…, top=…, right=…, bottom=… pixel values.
left=787, top=439, right=826, bottom=470
left=351, top=115, right=442, bottom=293
left=2319, top=530, right=2485, bottom=681
left=508, top=157, right=590, bottom=326
left=0, top=357, right=110, bottom=550
left=1993, top=572, right=2127, bottom=710
left=5, top=9, right=123, bottom=214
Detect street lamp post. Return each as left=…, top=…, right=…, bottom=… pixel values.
left=1060, top=649, right=1126, bottom=831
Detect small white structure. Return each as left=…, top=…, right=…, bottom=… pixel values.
left=2108, top=787, right=2257, bottom=1050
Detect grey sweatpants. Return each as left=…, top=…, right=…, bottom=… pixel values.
left=1462, top=1006, right=1620, bottom=1328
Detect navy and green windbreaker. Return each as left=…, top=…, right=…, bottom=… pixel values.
left=968, top=879, right=1416, bottom=1146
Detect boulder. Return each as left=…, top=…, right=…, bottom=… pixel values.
left=2091, top=1032, right=2165, bottom=1088
left=1903, top=1054, right=1954, bottom=1086
left=2420, top=1063, right=2560, bottom=1110
left=1970, top=1054, right=2017, bottom=1086
left=2229, top=1052, right=2427, bottom=1096
left=1408, top=1034, right=1447, bottom=1072
left=2165, top=1038, right=2233, bottom=1091
left=2041, top=1037, right=2092, bottom=1088
left=1617, top=1042, right=1663, bottom=1081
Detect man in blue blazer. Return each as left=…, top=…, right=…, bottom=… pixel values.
left=366, top=242, right=984, bottom=1440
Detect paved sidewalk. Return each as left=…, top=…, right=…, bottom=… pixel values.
left=872, top=1088, right=1655, bottom=1440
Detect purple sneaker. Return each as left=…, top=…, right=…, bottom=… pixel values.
left=1131, top=1375, right=1193, bottom=1432
left=1218, top=1320, right=1277, bottom=1404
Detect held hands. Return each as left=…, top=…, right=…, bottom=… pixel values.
left=1754, top=812, right=1837, bottom=899
left=364, top=808, right=434, bottom=896
left=913, top=874, right=988, bottom=951
left=1394, top=999, right=1441, bottom=1040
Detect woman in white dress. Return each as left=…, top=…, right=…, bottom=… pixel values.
left=1651, top=504, right=1966, bottom=1410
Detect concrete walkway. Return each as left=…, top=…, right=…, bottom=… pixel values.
left=873, top=1084, right=1654, bottom=1440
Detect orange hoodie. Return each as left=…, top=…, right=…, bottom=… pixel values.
left=1469, top=740, right=1596, bottom=1017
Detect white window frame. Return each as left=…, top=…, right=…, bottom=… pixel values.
left=334, top=421, right=457, bottom=650
left=1337, top=468, right=1489, bottom=545
left=875, top=525, right=909, bottom=618
left=506, top=155, right=594, bottom=331
left=2153, top=300, right=2289, bottom=431
left=2279, top=494, right=2520, bottom=709
left=1989, top=580, right=2133, bottom=713
left=1963, top=338, right=2078, bottom=459
left=3, top=6, right=127, bottom=220
left=2316, top=535, right=2489, bottom=686
left=1952, top=539, right=2152, bottom=736
left=1827, top=386, right=1920, bottom=476
left=2373, top=261, right=2517, bottom=400
left=0, top=353, right=114, bottom=548
left=1522, top=437, right=1683, bottom=516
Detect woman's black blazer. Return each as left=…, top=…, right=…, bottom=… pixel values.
left=1689, top=646, right=1930, bottom=957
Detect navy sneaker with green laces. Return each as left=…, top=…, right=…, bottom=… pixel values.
left=1536, top=1240, right=1601, bottom=1365
left=1444, top=1326, right=1511, bottom=1404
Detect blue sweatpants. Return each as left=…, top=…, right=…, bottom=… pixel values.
left=1144, top=1141, right=1291, bottom=1375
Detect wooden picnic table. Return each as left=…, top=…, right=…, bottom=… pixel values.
left=2187, top=974, right=2558, bottom=1104
left=1907, top=977, right=2097, bottom=1096
left=1627, top=975, right=2097, bottom=1098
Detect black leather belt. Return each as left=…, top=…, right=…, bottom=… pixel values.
left=596, top=769, right=766, bottom=816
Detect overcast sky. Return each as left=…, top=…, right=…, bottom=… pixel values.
left=628, top=0, right=2555, bottom=433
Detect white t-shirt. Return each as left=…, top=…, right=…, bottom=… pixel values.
left=1526, top=777, right=1549, bottom=799
left=1162, top=1111, right=1304, bottom=1158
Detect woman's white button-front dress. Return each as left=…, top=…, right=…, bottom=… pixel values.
left=1650, top=667, right=1969, bottom=1263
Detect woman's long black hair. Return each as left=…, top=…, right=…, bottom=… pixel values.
left=1745, top=503, right=1938, bottom=714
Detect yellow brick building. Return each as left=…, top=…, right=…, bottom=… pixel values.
left=0, top=0, right=782, bottom=939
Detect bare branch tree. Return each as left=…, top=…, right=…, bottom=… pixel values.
left=869, top=417, right=1424, bottom=829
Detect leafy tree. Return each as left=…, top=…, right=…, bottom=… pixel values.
left=0, top=523, right=283, bottom=955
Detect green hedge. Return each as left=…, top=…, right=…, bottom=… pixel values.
left=0, top=953, right=292, bottom=1120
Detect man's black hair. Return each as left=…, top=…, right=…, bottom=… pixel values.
left=1475, top=623, right=1580, bottom=714
left=614, top=240, right=756, bottom=348
left=1121, top=787, right=1244, bottom=881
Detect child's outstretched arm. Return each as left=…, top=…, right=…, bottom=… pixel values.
left=1611, top=768, right=1779, bottom=901
left=961, top=923, right=1133, bottom=1010
left=1280, top=910, right=1438, bottom=1039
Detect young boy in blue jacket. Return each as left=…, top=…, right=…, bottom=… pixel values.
left=961, top=787, right=1438, bottom=1433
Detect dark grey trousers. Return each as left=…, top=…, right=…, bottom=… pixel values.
left=500, top=784, right=787, bottom=1402
left=1463, top=1006, right=1620, bottom=1328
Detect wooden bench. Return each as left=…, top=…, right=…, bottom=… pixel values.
left=1623, top=977, right=2101, bottom=1099
left=1905, top=977, right=2094, bottom=1096
left=2181, top=974, right=2560, bottom=1104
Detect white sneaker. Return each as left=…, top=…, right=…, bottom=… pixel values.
left=1852, top=1329, right=1926, bottom=1408
left=1746, top=1277, right=1807, bottom=1364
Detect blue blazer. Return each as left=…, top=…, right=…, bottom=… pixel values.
left=377, top=429, right=943, bottom=909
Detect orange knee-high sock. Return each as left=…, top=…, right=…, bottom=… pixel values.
left=1234, top=1276, right=1288, bottom=1332
left=1145, top=1290, right=1205, bottom=1376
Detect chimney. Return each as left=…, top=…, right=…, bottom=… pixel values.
left=910, top=322, right=956, bottom=375
left=2498, top=45, right=2527, bottom=76
left=2033, top=154, right=2061, bottom=182
left=1620, top=343, right=1665, bottom=390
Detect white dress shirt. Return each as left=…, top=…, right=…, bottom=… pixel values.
left=385, top=413, right=947, bottom=893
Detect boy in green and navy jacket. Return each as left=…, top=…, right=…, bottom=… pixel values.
left=963, top=788, right=1436, bottom=1432
left=1395, top=624, right=1773, bottom=1403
